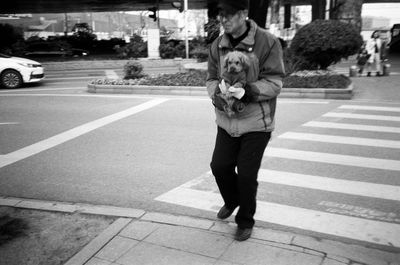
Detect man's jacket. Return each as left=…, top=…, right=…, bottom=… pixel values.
left=206, top=19, right=285, bottom=137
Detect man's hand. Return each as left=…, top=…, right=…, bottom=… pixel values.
left=228, top=86, right=245, bottom=99
left=218, top=79, right=228, bottom=94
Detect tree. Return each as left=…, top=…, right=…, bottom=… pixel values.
left=330, top=0, right=363, bottom=32
left=290, top=19, right=363, bottom=70
left=248, top=0, right=270, bottom=28
left=0, top=23, right=24, bottom=53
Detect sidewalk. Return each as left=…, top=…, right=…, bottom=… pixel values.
left=2, top=197, right=399, bottom=265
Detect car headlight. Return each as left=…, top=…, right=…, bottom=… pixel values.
left=18, top=62, right=36, bottom=68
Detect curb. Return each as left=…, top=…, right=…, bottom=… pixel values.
left=87, top=83, right=353, bottom=99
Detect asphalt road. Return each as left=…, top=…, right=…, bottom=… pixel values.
left=1, top=68, right=400, bottom=251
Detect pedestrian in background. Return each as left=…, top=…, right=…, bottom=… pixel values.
left=206, top=0, right=285, bottom=241
left=366, top=30, right=383, bottom=76
left=356, top=44, right=370, bottom=76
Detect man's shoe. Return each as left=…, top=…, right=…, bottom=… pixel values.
left=235, top=227, right=253, bottom=241
left=217, top=205, right=234, bottom=220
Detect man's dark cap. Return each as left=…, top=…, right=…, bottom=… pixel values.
left=217, top=0, right=249, bottom=15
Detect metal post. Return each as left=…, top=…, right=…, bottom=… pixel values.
left=326, top=0, right=331, bottom=19
left=157, top=0, right=160, bottom=28
left=184, top=0, right=189, bottom=59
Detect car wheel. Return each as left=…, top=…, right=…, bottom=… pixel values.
left=1, top=69, right=23, bottom=89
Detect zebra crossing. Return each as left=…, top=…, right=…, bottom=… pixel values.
left=156, top=103, right=400, bottom=248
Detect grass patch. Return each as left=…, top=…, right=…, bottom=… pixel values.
left=0, top=207, right=114, bottom=265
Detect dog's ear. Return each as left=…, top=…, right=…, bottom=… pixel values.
left=223, top=54, right=230, bottom=70
left=239, top=53, right=250, bottom=71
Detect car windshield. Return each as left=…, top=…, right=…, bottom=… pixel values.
left=0, top=53, right=11, bottom=58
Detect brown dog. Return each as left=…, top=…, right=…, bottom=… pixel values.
left=219, top=51, right=250, bottom=116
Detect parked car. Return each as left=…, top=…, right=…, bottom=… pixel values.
left=0, top=53, right=44, bottom=89
left=24, top=42, right=89, bottom=57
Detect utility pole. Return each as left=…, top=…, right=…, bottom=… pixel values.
left=184, top=0, right=189, bottom=59
left=64, top=13, right=68, bottom=36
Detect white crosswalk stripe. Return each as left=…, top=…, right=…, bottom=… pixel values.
left=303, top=121, right=400, bottom=133
left=323, top=112, right=400, bottom=121
left=338, top=105, right=400, bottom=112
left=258, top=169, right=400, bottom=201
left=265, top=147, right=400, bottom=171
left=156, top=103, right=400, bottom=247
left=279, top=132, right=400, bottom=148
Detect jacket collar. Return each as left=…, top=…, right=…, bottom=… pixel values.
left=219, top=19, right=258, bottom=52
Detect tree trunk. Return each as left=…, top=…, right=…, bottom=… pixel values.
left=311, top=0, right=326, bottom=21
left=248, top=0, right=270, bottom=28
left=330, top=0, right=363, bottom=32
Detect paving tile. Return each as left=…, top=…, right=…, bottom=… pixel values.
left=85, top=257, right=112, bottom=265
left=141, top=212, right=213, bottom=229
left=76, top=204, right=145, bottom=218
left=292, top=235, right=400, bottom=265
left=326, top=254, right=350, bottom=264
left=65, top=218, right=131, bottom=265
left=256, top=239, right=306, bottom=254
left=221, top=240, right=323, bottom=265
left=0, top=197, right=21, bottom=206
left=321, top=258, right=348, bottom=265
left=214, top=260, right=244, bottom=265
left=144, top=225, right=233, bottom=258
left=95, top=236, right=139, bottom=262
left=209, top=221, right=237, bottom=235
left=17, top=200, right=76, bottom=213
left=119, top=220, right=160, bottom=240
left=252, top=227, right=294, bottom=245
left=116, top=242, right=216, bottom=265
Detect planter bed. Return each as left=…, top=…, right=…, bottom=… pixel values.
left=87, top=83, right=353, bottom=99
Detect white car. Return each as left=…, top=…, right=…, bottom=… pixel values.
left=0, top=53, right=44, bottom=89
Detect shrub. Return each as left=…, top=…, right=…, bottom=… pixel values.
left=123, top=60, right=146, bottom=79
left=190, top=46, right=208, bottom=62
left=159, top=38, right=186, bottom=59
left=115, top=34, right=147, bottom=58
left=283, top=48, right=316, bottom=75
left=93, top=38, right=126, bottom=54
left=290, top=19, right=363, bottom=70
left=0, top=23, right=24, bottom=54
left=283, top=74, right=351, bottom=88
left=139, top=70, right=207, bottom=86
left=204, top=18, right=220, bottom=44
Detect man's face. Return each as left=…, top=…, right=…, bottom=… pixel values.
left=218, top=10, right=246, bottom=35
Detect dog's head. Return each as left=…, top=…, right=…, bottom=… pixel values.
left=224, top=51, right=250, bottom=73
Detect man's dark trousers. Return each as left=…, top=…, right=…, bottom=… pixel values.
left=210, top=126, right=271, bottom=228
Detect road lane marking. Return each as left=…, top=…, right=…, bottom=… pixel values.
left=44, top=76, right=102, bottom=81
left=277, top=100, right=330, bottom=104
left=105, top=70, right=119, bottom=79
left=0, top=98, right=168, bottom=169
left=279, top=132, right=400, bottom=149
left=323, top=112, right=400, bottom=122
left=264, top=147, right=400, bottom=171
left=339, top=105, right=400, bottom=112
left=0, top=122, right=19, bottom=125
left=303, top=121, right=400, bottom=134
left=0, top=87, right=82, bottom=93
left=258, top=169, right=400, bottom=201
left=155, top=185, right=400, bottom=247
